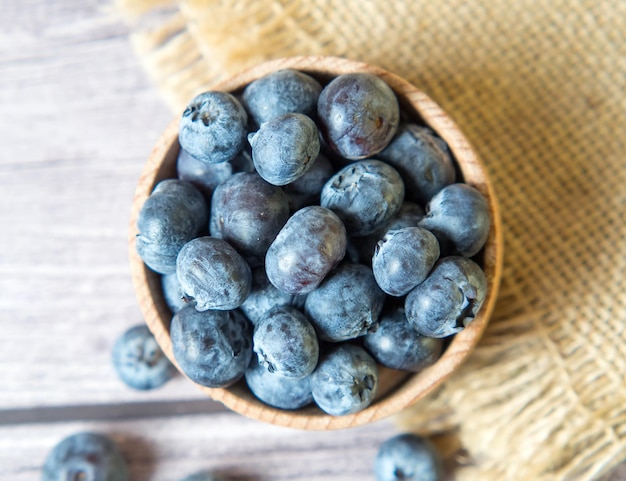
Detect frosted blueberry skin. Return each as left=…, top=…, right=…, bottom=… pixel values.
left=42, top=432, right=129, bottom=481
left=245, top=354, right=313, bottom=410
left=265, top=205, right=347, bottom=295
left=374, top=433, right=443, bottom=481
left=363, top=307, right=443, bottom=372
left=176, top=147, right=233, bottom=200
left=242, top=69, right=323, bottom=125
left=240, top=267, right=304, bottom=325
left=283, top=153, right=335, bottom=211
left=161, top=272, right=187, bottom=313
left=178, top=91, right=248, bottom=164
left=176, top=236, right=252, bottom=311
left=321, top=159, right=405, bottom=236
left=378, top=124, right=456, bottom=204
left=170, top=305, right=252, bottom=388
left=419, top=183, right=490, bottom=257
left=310, top=344, right=379, bottom=416
left=317, top=73, right=400, bottom=159
left=372, top=227, right=440, bottom=297
left=253, top=306, right=319, bottom=378
left=405, top=256, right=488, bottom=338
left=111, top=324, right=177, bottom=390
left=248, top=112, right=320, bottom=186
left=304, top=263, right=385, bottom=342
left=209, top=172, right=290, bottom=267
left=136, top=179, right=208, bottom=274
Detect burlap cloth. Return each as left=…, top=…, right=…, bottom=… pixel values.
left=115, top=1, right=626, bottom=479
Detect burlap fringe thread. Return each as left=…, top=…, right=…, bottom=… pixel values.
left=114, top=1, right=626, bottom=479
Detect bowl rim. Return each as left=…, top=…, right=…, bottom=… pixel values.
left=128, top=55, right=504, bottom=430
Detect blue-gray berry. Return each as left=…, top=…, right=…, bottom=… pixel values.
left=283, top=153, right=334, bottom=211
left=374, top=433, right=443, bottom=481
left=176, top=147, right=233, bottom=200
left=161, top=272, right=187, bottom=313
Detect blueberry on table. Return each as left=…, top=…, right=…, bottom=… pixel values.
left=265, top=205, right=347, bottom=295
left=179, top=471, right=231, bottom=481
left=419, top=183, right=490, bottom=257
left=248, top=112, right=320, bottom=186
left=176, top=236, right=252, bottom=311
left=176, top=147, right=233, bottom=200
left=317, top=72, right=400, bottom=159
left=178, top=91, right=248, bottom=164
left=363, top=306, right=443, bottom=372
left=372, top=226, right=440, bottom=297
left=310, top=344, right=379, bottom=416
left=374, top=433, right=443, bottom=481
left=245, top=354, right=314, bottom=410
left=378, top=124, right=456, bottom=204
left=111, top=324, right=176, bottom=390
left=161, top=272, right=187, bottom=313
left=41, top=432, right=129, bottom=481
left=170, top=305, right=252, bottom=388
left=321, top=159, right=405, bottom=236
left=242, top=68, right=323, bottom=125
left=253, top=305, right=319, bottom=378
left=136, top=179, right=208, bottom=274
left=405, top=256, right=488, bottom=338
left=304, top=263, right=385, bottom=342
left=209, top=172, right=290, bottom=267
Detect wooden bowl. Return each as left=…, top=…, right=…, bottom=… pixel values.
left=128, top=56, right=503, bottom=430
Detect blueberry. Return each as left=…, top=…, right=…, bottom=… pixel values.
left=321, top=159, right=405, bottom=236
left=161, top=272, right=188, bottom=313
left=310, top=344, right=378, bottom=416
left=42, top=432, right=129, bottom=481
left=245, top=354, right=313, bottom=410
left=170, top=304, right=252, bottom=388
left=363, top=306, right=443, bottom=372
left=209, top=172, right=290, bottom=266
left=372, top=227, right=440, bottom=297
left=111, top=324, right=176, bottom=390
left=378, top=124, right=456, bottom=204
left=176, top=147, right=233, bottom=200
left=374, top=433, right=443, bottom=481
left=178, top=91, right=247, bottom=164
left=248, top=113, right=320, bottom=186
left=418, top=183, right=490, bottom=257
left=304, top=263, right=385, bottom=341
left=242, top=69, right=323, bottom=125
left=240, top=267, right=304, bottom=325
left=176, top=236, right=252, bottom=311
left=283, top=153, right=335, bottom=211
left=136, top=179, right=208, bottom=274
left=405, top=256, right=487, bottom=338
left=179, top=471, right=230, bottom=481
left=317, top=73, right=399, bottom=159
left=265, top=205, right=347, bottom=295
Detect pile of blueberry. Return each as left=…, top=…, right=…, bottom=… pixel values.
left=135, top=68, right=490, bottom=416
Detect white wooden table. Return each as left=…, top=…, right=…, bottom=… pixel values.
left=1, top=2, right=623, bottom=480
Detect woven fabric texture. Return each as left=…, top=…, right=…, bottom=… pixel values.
left=116, top=1, right=626, bottom=479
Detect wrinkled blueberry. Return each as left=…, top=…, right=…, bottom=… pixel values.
left=265, top=206, right=347, bottom=295
left=283, top=153, right=334, bottom=211
left=179, top=91, right=247, bottom=164
left=240, top=267, right=304, bottom=325
left=176, top=147, right=233, bottom=200
left=374, top=433, right=443, bottom=481
left=253, top=306, right=319, bottom=378
left=363, top=307, right=443, bottom=372
left=245, top=354, right=313, bottom=410
left=136, top=179, right=208, bottom=274
left=242, top=69, right=323, bottom=125
left=378, top=124, right=456, bottom=204
left=111, top=324, right=176, bottom=390
left=310, top=344, right=378, bottom=416
left=418, top=183, right=490, bottom=257
left=170, top=305, right=252, bottom=388
left=209, top=172, right=290, bottom=266
left=176, top=236, right=252, bottom=311
left=248, top=113, right=320, bottom=186
left=321, top=159, right=405, bottom=236
left=317, top=73, right=399, bottom=159
left=372, top=227, right=440, bottom=297
left=304, top=263, right=385, bottom=342
left=42, top=432, right=129, bottom=481
left=161, top=272, right=187, bottom=313
left=405, top=256, right=487, bottom=338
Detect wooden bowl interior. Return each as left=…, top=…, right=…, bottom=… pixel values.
left=129, top=56, right=503, bottom=430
